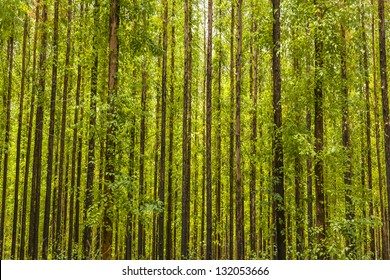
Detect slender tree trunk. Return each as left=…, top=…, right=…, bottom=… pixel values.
left=215, top=1, right=222, bottom=259
left=0, top=32, right=14, bottom=259
left=378, top=0, right=390, bottom=259
left=250, top=16, right=258, bottom=256
left=157, top=0, right=168, bottom=260
left=55, top=0, right=72, bottom=257
left=371, top=0, right=387, bottom=259
left=205, top=0, right=213, bottom=260
left=314, top=0, right=325, bottom=258
left=68, top=62, right=82, bottom=259
left=102, top=0, right=120, bottom=260
left=29, top=3, right=48, bottom=259
left=11, top=14, right=28, bottom=260
left=360, top=0, right=375, bottom=257
left=307, top=108, right=313, bottom=235
left=152, top=82, right=160, bottom=260
left=229, top=2, right=235, bottom=260
left=340, top=19, right=354, bottom=256
left=181, top=0, right=191, bottom=259
left=20, top=3, right=40, bottom=259
left=125, top=100, right=135, bottom=260
left=42, top=0, right=59, bottom=259
left=235, top=0, right=244, bottom=260
left=136, top=65, right=147, bottom=259
left=272, top=0, right=285, bottom=260
left=306, top=24, right=313, bottom=251
left=84, top=0, right=99, bottom=259
left=166, top=1, right=175, bottom=260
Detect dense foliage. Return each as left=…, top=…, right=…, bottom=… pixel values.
left=0, top=0, right=389, bottom=260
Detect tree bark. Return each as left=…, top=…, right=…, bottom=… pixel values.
left=272, top=0, right=285, bottom=260
left=11, top=14, right=28, bottom=260
left=158, top=0, right=168, bottom=260
left=166, top=1, right=175, bottom=260
left=20, top=3, right=40, bottom=259
left=28, top=2, right=48, bottom=259
left=84, top=0, right=99, bottom=259
left=229, top=2, right=235, bottom=260
left=314, top=0, right=325, bottom=258
left=206, top=0, right=213, bottom=260
left=360, top=0, right=374, bottom=257
left=103, top=0, right=120, bottom=260
left=0, top=31, right=14, bottom=259
left=340, top=19, right=354, bottom=256
left=235, top=0, right=244, bottom=260
left=181, top=0, right=191, bottom=259
left=378, top=0, right=390, bottom=260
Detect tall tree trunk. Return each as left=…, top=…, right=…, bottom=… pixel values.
left=215, top=0, right=222, bottom=259
left=235, top=0, right=244, bottom=260
left=125, top=98, right=135, bottom=260
left=378, top=0, right=390, bottom=260
left=314, top=0, right=325, bottom=258
left=181, top=0, right=191, bottom=259
left=360, top=0, right=375, bottom=257
left=272, top=0, right=285, bottom=260
left=69, top=63, right=82, bottom=259
left=74, top=70, right=84, bottom=253
left=166, top=1, right=175, bottom=260
left=43, top=0, right=59, bottom=259
left=103, top=0, right=120, bottom=260
left=371, top=0, right=387, bottom=259
left=20, top=3, right=40, bottom=259
left=340, top=18, right=354, bottom=256
left=229, top=2, right=235, bottom=260
left=137, top=65, right=147, bottom=259
left=29, top=3, right=48, bottom=259
left=84, top=0, right=99, bottom=259
left=250, top=14, right=258, bottom=256
left=11, top=14, right=28, bottom=259
left=206, top=0, right=213, bottom=260
left=56, top=0, right=72, bottom=256
left=152, top=79, right=160, bottom=260
left=158, top=0, right=168, bottom=260
left=0, top=32, right=14, bottom=259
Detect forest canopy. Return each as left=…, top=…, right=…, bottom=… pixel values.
left=0, top=0, right=389, bottom=260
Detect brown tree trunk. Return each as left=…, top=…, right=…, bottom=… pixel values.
left=55, top=0, right=72, bottom=257
left=166, top=1, right=175, bottom=260
left=229, top=2, right=235, bottom=260
left=29, top=2, right=48, bottom=259
left=235, top=0, right=244, bottom=260
left=314, top=0, right=325, bottom=258
left=272, top=0, right=285, bottom=260
left=215, top=1, right=222, bottom=259
left=136, top=66, right=147, bottom=259
left=360, top=0, right=375, bottom=257
left=250, top=14, right=258, bottom=256
left=42, top=0, right=59, bottom=259
left=84, top=0, right=99, bottom=259
left=68, top=62, right=82, bottom=259
left=181, top=0, right=191, bottom=259
left=11, top=13, right=28, bottom=260
left=205, top=0, right=213, bottom=260
left=371, top=0, right=386, bottom=259
left=103, top=0, right=120, bottom=260
left=378, top=0, right=390, bottom=260
left=340, top=20, right=354, bottom=256
left=20, top=3, right=40, bottom=259
left=0, top=31, right=14, bottom=259
left=158, top=0, right=168, bottom=260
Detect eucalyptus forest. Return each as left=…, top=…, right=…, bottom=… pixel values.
left=0, top=0, right=389, bottom=260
